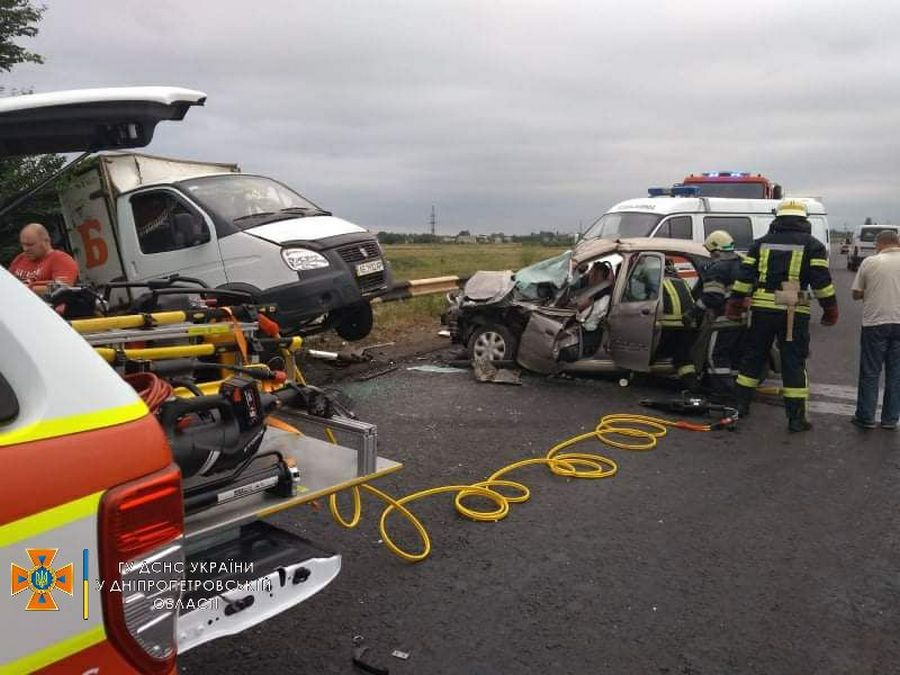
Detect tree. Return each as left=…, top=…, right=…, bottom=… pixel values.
left=0, top=1, right=65, bottom=265
left=0, top=0, right=44, bottom=72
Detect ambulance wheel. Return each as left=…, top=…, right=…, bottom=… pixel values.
left=467, top=323, right=518, bottom=362
left=335, top=302, right=374, bottom=341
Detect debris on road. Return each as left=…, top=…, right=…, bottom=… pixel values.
left=472, top=357, right=522, bottom=385
left=406, top=365, right=467, bottom=373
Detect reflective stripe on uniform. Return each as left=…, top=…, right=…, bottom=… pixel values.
left=662, top=279, right=682, bottom=321
left=736, top=374, right=760, bottom=388
left=758, top=248, right=771, bottom=284
left=677, top=364, right=696, bottom=376
left=732, top=280, right=753, bottom=294
left=788, top=250, right=803, bottom=282
left=814, top=284, right=836, bottom=299
left=751, top=289, right=811, bottom=314
left=703, top=280, right=726, bottom=294
left=0, top=399, right=147, bottom=448
left=742, top=256, right=756, bottom=266
left=810, top=258, right=829, bottom=268
left=782, top=386, right=809, bottom=399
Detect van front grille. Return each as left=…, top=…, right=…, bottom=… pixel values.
left=337, top=241, right=382, bottom=265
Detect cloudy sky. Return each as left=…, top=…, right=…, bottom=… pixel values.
left=7, top=0, right=900, bottom=234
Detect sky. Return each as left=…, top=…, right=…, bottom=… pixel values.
left=6, top=0, right=900, bottom=234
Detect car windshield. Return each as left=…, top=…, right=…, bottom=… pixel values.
left=584, top=212, right=661, bottom=240
left=513, top=250, right=572, bottom=299
left=177, top=175, right=328, bottom=229
left=686, top=182, right=767, bottom=198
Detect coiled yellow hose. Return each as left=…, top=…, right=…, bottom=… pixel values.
left=328, top=412, right=698, bottom=563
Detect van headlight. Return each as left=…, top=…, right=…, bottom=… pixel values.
left=281, top=248, right=330, bottom=271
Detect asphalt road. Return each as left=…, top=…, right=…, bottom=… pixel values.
left=180, top=250, right=899, bottom=675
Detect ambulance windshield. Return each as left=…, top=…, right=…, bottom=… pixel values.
left=583, top=212, right=661, bottom=240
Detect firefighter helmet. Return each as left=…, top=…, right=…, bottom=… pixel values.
left=704, top=230, right=735, bottom=252
left=775, top=199, right=808, bottom=218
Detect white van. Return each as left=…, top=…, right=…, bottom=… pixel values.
left=847, top=224, right=900, bottom=270
left=1, top=88, right=390, bottom=340
left=583, top=194, right=831, bottom=260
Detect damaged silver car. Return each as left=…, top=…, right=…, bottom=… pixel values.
left=444, top=238, right=714, bottom=377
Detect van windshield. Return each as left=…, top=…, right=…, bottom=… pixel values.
left=584, top=212, right=661, bottom=240
left=859, top=226, right=896, bottom=242
left=178, top=175, right=329, bottom=229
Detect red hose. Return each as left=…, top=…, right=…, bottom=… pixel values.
left=124, top=372, right=173, bottom=412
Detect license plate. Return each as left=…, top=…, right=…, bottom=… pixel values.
left=355, top=259, right=384, bottom=276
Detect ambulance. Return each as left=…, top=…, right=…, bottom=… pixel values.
left=584, top=188, right=831, bottom=260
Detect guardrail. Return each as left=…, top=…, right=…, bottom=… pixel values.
left=374, top=275, right=469, bottom=303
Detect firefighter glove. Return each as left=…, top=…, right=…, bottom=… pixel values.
left=821, top=305, right=839, bottom=326
left=724, top=298, right=745, bottom=321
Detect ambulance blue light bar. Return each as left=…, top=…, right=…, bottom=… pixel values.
left=701, top=171, right=750, bottom=177
left=648, top=185, right=700, bottom=197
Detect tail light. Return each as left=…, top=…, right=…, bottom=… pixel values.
left=99, top=464, right=184, bottom=674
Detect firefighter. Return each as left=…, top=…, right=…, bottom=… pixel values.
left=690, top=230, right=744, bottom=402
left=725, top=199, right=838, bottom=431
left=658, top=258, right=701, bottom=393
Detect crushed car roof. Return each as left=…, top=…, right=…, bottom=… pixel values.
left=572, top=237, right=711, bottom=266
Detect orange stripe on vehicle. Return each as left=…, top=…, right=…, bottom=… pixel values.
left=0, top=415, right=172, bottom=524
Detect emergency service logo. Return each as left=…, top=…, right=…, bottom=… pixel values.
left=10, top=548, right=74, bottom=611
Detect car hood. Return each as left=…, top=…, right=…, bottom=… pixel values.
left=0, top=86, right=206, bottom=157
left=461, top=270, right=516, bottom=303
left=244, top=216, right=367, bottom=245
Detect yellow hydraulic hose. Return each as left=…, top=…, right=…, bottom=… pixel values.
left=328, top=412, right=698, bottom=563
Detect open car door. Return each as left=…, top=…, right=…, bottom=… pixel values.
left=0, top=86, right=206, bottom=157
left=606, top=251, right=664, bottom=372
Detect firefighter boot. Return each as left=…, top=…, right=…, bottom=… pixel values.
left=734, top=384, right=754, bottom=419
left=680, top=371, right=702, bottom=395
left=785, top=398, right=813, bottom=433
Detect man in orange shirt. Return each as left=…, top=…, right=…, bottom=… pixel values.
left=8, top=222, right=79, bottom=295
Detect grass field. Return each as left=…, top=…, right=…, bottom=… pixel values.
left=367, top=242, right=569, bottom=338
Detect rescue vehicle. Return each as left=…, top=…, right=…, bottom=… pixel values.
left=0, top=87, right=401, bottom=673
left=680, top=171, right=783, bottom=199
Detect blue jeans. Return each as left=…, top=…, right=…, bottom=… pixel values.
left=855, top=323, right=900, bottom=425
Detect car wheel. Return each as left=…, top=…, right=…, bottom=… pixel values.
left=467, top=323, right=518, bottom=362
left=335, top=302, right=374, bottom=341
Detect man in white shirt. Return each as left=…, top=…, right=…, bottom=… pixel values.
left=850, top=229, right=900, bottom=430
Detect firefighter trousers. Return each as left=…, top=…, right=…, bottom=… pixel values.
left=659, top=327, right=700, bottom=392
left=706, top=324, right=744, bottom=400
left=735, top=310, right=810, bottom=420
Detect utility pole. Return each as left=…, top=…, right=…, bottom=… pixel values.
left=430, top=205, right=436, bottom=236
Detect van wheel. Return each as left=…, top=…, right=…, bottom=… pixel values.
left=467, top=324, right=518, bottom=362
left=335, top=302, right=374, bottom=341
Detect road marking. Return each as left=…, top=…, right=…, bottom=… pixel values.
left=762, top=381, right=883, bottom=417
left=764, top=381, right=859, bottom=401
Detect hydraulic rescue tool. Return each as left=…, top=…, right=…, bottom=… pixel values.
left=155, top=377, right=336, bottom=514
left=639, top=393, right=739, bottom=430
